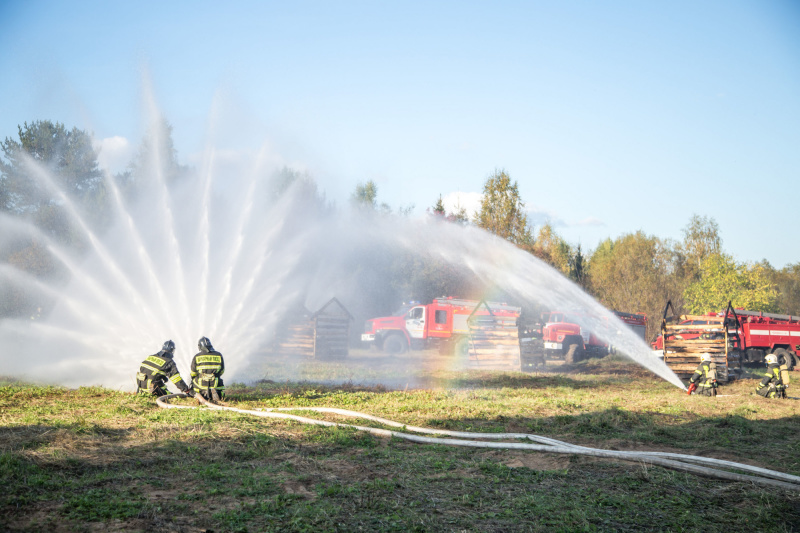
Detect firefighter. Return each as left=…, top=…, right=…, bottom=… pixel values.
left=687, top=353, right=718, bottom=396
left=755, top=353, right=787, bottom=399
left=136, top=340, right=193, bottom=397
left=191, top=336, right=225, bottom=402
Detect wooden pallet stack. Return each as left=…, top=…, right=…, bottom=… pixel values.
left=466, top=301, right=521, bottom=371
left=311, top=298, right=352, bottom=359
left=276, top=319, right=315, bottom=357
left=273, top=297, right=352, bottom=359
left=661, top=314, right=734, bottom=382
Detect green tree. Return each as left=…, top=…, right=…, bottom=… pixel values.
left=473, top=169, right=532, bottom=249
left=450, top=205, right=470, bottom=224
left=117, top=118, right=187, bottom=197
left=771, top=262, right=800, bottom=315
left=429, top=194, right=469, bottom=225
left=352, top=180, right=378, bottom=208
left=683, top=253, right=778, bottom=314
left=0, top=120, right=109, bottom=250
left=431, top=195, right=446, bottom=216
left=678, top=214, right=721, bottom=282
left=531, top=223, right=571, bottom=275
left=568, top=244, right=588, bottom=288
left=587, top=232, right=683, bottom=340
left=351, top=180, right=395, bottom=213
left=269, top=166, right=323, bottom=204
left=0, top=120, right=104, bottom=215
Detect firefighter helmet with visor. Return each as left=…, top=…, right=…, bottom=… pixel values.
left=198, top=336, right=214, bottom=352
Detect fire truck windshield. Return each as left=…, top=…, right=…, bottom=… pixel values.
left=391, top=305, right=413, bottom=317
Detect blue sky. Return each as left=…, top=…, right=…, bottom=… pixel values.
left=1, top=0, right=799, bottom=267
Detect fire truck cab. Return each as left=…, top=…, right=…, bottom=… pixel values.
left=541, top=311, right=609, bottom=363
left=541, top=310, right=647, bottom=363
left=361, top=297, right=520, bottom=355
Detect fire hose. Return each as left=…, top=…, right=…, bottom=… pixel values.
left=157, top=393, right=800, bottom=492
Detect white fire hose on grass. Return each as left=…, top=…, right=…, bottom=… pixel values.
left=157, top=393, right=800, bottom=492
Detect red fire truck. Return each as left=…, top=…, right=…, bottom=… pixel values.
left=729, top=308, right=800, bottom=369
left=361, top=297, right=521, bottom=355
left=539, top=310, right=647, bottom=363
left=653, top=303, right=800, bottom=370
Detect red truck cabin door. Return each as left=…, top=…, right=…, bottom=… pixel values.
left=406, top=306, right=426, bottom=339
left=427, top=306, right=452, bottom=338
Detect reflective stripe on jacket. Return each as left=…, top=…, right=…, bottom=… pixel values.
left=759, top=364, right=783, bottom=388
left=191, top=350, right=225, bottom=391
left=689, top=363, right=715, bottom=388
left=136, top=351, right=190, bottom=393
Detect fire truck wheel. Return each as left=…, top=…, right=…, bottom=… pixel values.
left=782, top=349, right=797, bottom=371
left=775, top=348, right=794, bottom=370
left=454, top=337, right=470, bottom=359
left=382, top=334, right=408, bottom=355
left=565, top=344, right=582, bottom=364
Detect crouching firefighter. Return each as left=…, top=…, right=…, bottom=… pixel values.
left=755, top=353, right=789, bottom=399
left=687, top=353, right=718, bottom=396
left=191, top=336, right=225, bottom=402
left=136, top=340, right=193, bottom=398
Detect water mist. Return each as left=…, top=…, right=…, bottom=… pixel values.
left=0, top=110, right=686, bottom=391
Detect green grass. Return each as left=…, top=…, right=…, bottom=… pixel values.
left=1, top=362, right=799, bottom=532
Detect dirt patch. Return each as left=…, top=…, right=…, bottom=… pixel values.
left=503, top=452, right=571, bottom=471
left=321, top=457, right=370, bottom=482
left=479, top=450, right=571, bottom=471
left=281, top=481, right=317, bottom=499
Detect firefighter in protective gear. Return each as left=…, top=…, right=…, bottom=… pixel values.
left=191, top=336, right=225, bottom=402
left=136, top=340, right=192, bottom=397
left=688, top=353, right=718, bottom=396
left=755, top=353, right=786, bottom=398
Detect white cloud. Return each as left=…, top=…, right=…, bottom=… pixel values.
left=573, top=217, right=605, bottom=227
left=442, top=191, right=482, bottom=217
left=526, top=205, right=565, bottom=228
left=526, top=204, right=605, bottom=230
left=94, top=136, right=134, bottom=174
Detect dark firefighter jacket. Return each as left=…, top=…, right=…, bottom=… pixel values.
left=191, top=350, right=225, bottom=393
left=756, top=364, right=784, bottom=397
left=689, top=362, right=716, bottom=389
left=136, top=351, right=191, bottom=395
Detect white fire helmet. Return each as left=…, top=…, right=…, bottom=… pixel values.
left=765, top=353, right=778, bottom=365
left=700, top=353, right=711, bottom=363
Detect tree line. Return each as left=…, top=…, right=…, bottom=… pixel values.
left=1, top=121, right=798, bottom=341
left=355, top=169, right=799, bottom=340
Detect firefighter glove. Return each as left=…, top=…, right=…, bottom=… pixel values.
left=184, top=389, right=195, bottom=397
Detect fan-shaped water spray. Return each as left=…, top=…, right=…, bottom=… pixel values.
left=0, top=112, right=686, bottom=391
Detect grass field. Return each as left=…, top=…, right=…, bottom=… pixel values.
left=1, top=355, right=799, bottom=532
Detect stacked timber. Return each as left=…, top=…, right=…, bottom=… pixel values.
left=274, top=307, right=315, bottom=358
left=273, top=298, right=353, bottom=359
left=466, top=301, right=521, bottom=371
left=311, top=298, right=352, bottom=360
left=662, top=315, right=736, bottom=382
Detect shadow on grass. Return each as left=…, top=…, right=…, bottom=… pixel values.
left=417, top=409, right=800, bottom=471
left=2, top=394, right=800, bottom=532
left=233, top=358, right=662, bottom=396
left=0, top=424, right=134, bottom=452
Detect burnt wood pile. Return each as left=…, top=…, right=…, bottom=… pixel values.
left=274, top=298, right=352, bottom=359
